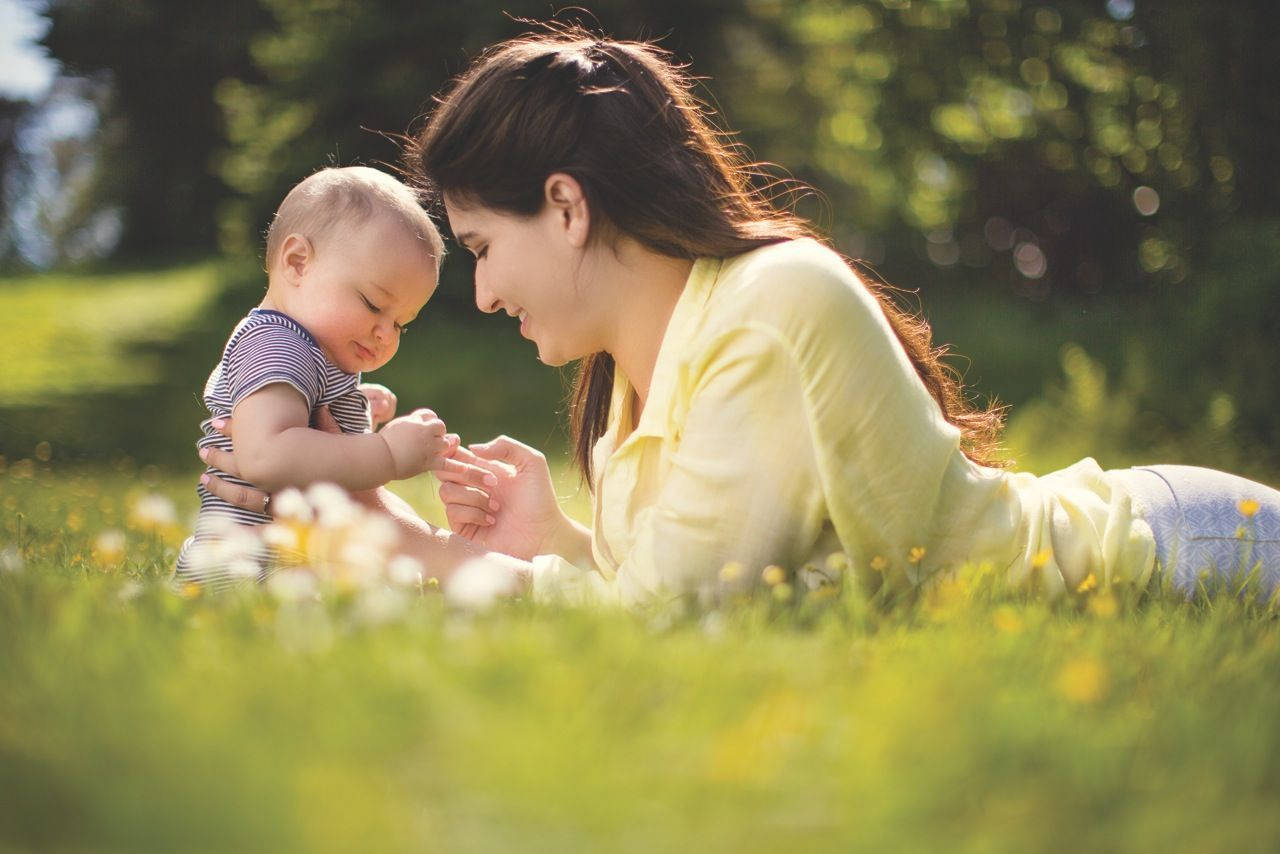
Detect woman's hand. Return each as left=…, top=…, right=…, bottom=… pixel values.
left=436, top=436, right=572, bottom=561
left=199, top=406, right=348, bottom=512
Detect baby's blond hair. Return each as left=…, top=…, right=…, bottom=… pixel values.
left=265, top=166, right=444, bottom=272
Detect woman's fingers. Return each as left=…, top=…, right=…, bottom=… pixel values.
left=469, top=435, right=544, bottom=467
left=199, top=444, right=242, bottom=478
left=436, top=455, right=499, bottom=488
left=200, top=471, right=268, bottom=512
left=439, top=481, right=498, bottom=511
left=445, top=503, right=495, bottom=529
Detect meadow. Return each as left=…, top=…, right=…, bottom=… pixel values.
left=2, top=262, right=1278, bottom=852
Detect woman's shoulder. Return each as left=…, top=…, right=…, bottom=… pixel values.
left=705, top=238, right=881, bottom=335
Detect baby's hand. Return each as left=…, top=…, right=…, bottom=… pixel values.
left=377, top=408, right=459, bottom=480
left=359, top=383, right=397, bottom=428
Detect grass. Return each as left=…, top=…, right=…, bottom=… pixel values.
left=2, top=254, right=1278, bottom=850
left=2, top=463, right=1279, bottom=853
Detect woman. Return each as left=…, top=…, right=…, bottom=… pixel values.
left=203, top=29, right=1280, bottom=606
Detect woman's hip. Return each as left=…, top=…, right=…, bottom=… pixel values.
left=1113, top=464, right=1280, bottom=596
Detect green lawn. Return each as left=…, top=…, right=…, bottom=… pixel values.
left=2, top=464, right=1278, bottom=853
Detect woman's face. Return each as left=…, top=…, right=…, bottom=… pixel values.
left=445, top=188, right=603, bottom=366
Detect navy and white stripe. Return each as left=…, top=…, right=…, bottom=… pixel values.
left=176, top=309, right=371, bottom=586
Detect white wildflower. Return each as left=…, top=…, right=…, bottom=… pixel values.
left=271, top=488, right=312, bottom=523
left=267, top=567, right=320, bottom=603
left=260, top=522, right=300, bottom=552
left=0, top=546, right=24, bottom=574
left=352, top=585, right=408, bottom=626
left=93, top=529, right=127, bottom=563
left=306, top=483, right=359, bottom=528
left=129, top=494, right=177, bottom=529
left=387, top=555, right=424, bottom=588
left=444, top=558, right=517, bottom=612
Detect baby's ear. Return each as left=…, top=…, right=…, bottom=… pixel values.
left=277, top=234, right=313, bottom=283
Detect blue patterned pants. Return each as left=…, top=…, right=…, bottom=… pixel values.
left=1114, top=465, right=1280, bottom=598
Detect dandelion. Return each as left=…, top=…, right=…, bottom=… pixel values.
left=824, top=552, right=850, bottom=573
left=1087, top=592, right=1118, bottom=619
left=426, top=576, right=440, bottom=590
left=93, top=529, right=126, bottom=565
left=306, top=483, right=359, bottom=528
left=719, top=561, right=744, bottom=583
left=387, top=556, right=425, bottom=588
left=0, top=547, right=24, bottom=574
left=1075, top=572, right=1098, bottom=595
left=445, top=558, right=516, bottom=612
left=271, top=488, right=312, bottom=523
left=908, top=546, right=927, bottom=564
left=761, top=565, right=786, bottom=586
left=129, top=493, right=177, bottom=530
left=1054, top=657, right=1108, bottom=704
left=869, top=555, right=888, bottom=572
left=260, top=522, right=300, bottom=552
left=267, top=568, right=320, bottom=603
left=992, top=605, right=1023, bottom=635
left=352, top=586, right=408, bottom=626
left=1238, top=498, right=1260, bottom=518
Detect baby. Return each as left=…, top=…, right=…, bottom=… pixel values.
left=177, top=166, right=452, bottom=587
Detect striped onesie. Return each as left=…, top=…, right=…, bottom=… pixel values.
left=176, top=309, right=371, bottom=587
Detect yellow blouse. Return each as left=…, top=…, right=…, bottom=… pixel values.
left=530, top=239, right=1155, bottom=606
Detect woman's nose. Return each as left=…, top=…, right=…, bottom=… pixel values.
left=474, top=272, right=500, bottom=313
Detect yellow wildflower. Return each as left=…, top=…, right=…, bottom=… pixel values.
left=179, top=582, right=202, bottom=600
left=771, top=581, right=793, bottom=602
left=426, top=576, right=440, bottom=590
left=719, top=561, right=745, bottom=583
left=1238, top=498, right=1260, bottom=518
left=869, top=555, right=888, bottom=572
left=761, top=565, right=787, bottom=586
left=824, top=552, right=849, bottom=573
left=1054, top=657, right=1108, bottom=704
left=1031, top=548, right=1053, bottom=569
left=1087, top=592, right=1118, bottom=619
left=908, top=546, right=927, bottom=564
left=992, top=605, right=1024, bottom=635
left=1075, top=573, right=1098, bottom=595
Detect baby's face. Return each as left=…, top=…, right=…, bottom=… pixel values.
left=288, top=217, right=437, bottom=374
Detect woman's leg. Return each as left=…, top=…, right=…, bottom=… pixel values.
left=1115, top=465, right=1280, bottom=597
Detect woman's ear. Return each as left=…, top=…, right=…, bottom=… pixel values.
left=544, top=173, right=590, bottom=249
left=276, top=234, right=313, bottom=285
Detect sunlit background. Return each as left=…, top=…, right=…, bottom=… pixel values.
left=1, top=0, right=1277, bottom=479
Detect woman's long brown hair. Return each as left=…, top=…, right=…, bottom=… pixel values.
left=410, top=26, right=1005, bottom=480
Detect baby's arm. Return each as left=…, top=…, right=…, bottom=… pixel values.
left=231, top=383, right=451, bottom=492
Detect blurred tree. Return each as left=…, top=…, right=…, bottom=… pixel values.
left=41, top=0, right=271, bottom=259
left=0, top=96, right=29, bottom=265
left=714, top=0, right=1272, bottom=299
left=215, top=0, right=741, bottom=276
